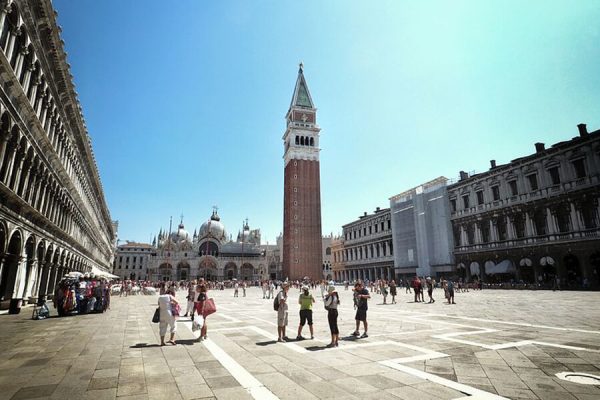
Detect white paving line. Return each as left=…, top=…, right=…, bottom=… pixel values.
left=379, top=360, right=509, bottom=400
left=180, top=320, right=279, bottom=400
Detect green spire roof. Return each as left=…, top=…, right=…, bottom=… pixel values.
left=290, top=63, right=314, bottom=109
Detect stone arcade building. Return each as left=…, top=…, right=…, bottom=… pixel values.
left=449, top=124, right=600, bottom=286
left=0, top=0, right=115, bottom=309
left=331, top=208, right=394, bottom=282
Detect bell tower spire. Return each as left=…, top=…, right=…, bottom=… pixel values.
left=282, top=64, right=323, bottom=281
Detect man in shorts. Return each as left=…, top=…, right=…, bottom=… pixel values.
left=277, top=282, right=290, bottom=342
left=297, top=286, right=315, bottom=340
left=352, top=280, right=370, bottom=338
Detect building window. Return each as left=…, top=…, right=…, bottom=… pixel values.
left=491, top=186, right=500, bottom=201
left=513, top=214, right=525, bottom=238
left=294, top=187, right=298, bottom=192
left=450, top=199, right=456, bottom=212
left=533, top=210, right=546, bottom=236
left=548, top=167, right=560, bottom=185
left=466, top=224, right=475, bottom=245
left=375, top=224, right=378, bottom=233
left=381, top=221, right=384, bottom=231
left=294, top=174, right=297, bottom=179
left=293, top=201, right=297, bottom=206
left=369, top=226, right=372, bottom=234
left=462, top=194, right=470, bottom=209
left=572, top=158, right=586, bottom=179
left=508, top=181, right=518, bottom=196
left=388, top=220, right=391, bottom=229
left=496, top=216, right=507, bottom=241
left=527, top=174, right=538, bottom=191
left=476, top=190, right=484, bottom=205
left=363, top=227, right=366, bottom=236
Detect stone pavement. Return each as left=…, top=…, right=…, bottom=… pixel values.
left=0, top=287, right=599, bottom=400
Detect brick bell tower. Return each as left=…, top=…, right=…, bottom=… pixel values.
left=282, top=63, right=323, bottom=281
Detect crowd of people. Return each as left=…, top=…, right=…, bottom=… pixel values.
left=52, top=274, right=111, bottom=316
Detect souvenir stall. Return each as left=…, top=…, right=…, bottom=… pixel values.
left=52, top=271, right=114, bottom=316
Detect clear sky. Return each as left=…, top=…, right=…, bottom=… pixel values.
left=53, top=0, right=600, bottom=245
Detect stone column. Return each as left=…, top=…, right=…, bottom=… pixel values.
left=0, top=5, right=11, bottom=37
left=459, top=225, right=466, bottom=246
left=525, top=212, right=534, bottom=237
left=22, top=62, right=34, bottom=96
left=28, top=77, right=40, bottom=106
left=14, top=45, right=28, bottom=80
left=490, top=220, right=498, bottom=242
left=546, top=208, right=558, bottom=234
left=5, top=27, right=19, bottom=65
left=474, top=223, right=482, bottom=244
left=506, top=217, right=515, bottom=240
left=570, top=202, right=581, bottom=233
left=0, top=135, right=9, bottom=172
left=0, top=141, right=16, bottom=183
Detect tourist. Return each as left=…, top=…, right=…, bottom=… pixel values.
left=158, top=289, right=178, bottom=346
left=324, top=284, right=339, bottom=347
left=412, top=276, right=421, bottom=302
left=234, top=281, right=239, bottom=297
left=405, top=279, right=412, bottom=294
left=276, top=282, right=290, bottom=342
left=242, top=281, right=247, bottom=297
left=297, top=285, right=316, bottom=340
left=381, top=280, right=389, bottom=304
left=352, top=280, right=370, bottom=338
left=389, top=280, right=397, bottom=304
left=426, top=277, right=435, bottom=303
left=447, top=279, right=455, bottom=304
left=184, top=281, right=196, bottom=317
left=269, top=281, right=275, bottom=299
left=196, top=284, right=209, bottom=340
left=262, top=281, right=268, bottom=298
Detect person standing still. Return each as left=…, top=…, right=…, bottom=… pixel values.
left=242, top=281, right=247, bottom=297
left=324, top=285, right=340, bottom=347
left=389, top=280, right=397, bottom=304
left=352, top=280, right=370, bottom=338
left=297, top=286, right=316, bottom=340
left=234, top=282, right=239, bottom=297
left=196, top=285, right=209, bottom=341
left=277, top=283, right=290, bottom=342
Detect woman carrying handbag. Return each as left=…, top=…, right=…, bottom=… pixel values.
left=195, top=285, right=216, bottom=341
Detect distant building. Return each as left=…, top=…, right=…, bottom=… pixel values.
left=322, top=234, right=333, bottom=280
left=331, top=207, right=394, bottom=282
left=448, top=124, right=600, bottom=286
left=147, top=210, right=267, bottom=282
left=389, top=177, right=455, bottom=280
left=113, top=242, right=154, bottom=280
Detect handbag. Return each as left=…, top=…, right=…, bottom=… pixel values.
left=202, top=298, right=216, bottom=317
left=192, top=316, right=204, bottom=332
left=152, top=307, right=160, bottom=323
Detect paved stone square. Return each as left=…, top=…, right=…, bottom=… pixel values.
left=1, top=287, right=599, bottom=400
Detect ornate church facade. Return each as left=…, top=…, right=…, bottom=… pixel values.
left=0, top=0, right=115, bottom=309
left=147, top=210, right=268, bottom=282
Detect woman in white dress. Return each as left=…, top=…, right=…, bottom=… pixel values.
left=158, top=289, right=179, bottom=346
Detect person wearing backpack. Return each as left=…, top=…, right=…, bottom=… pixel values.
left=275, top=282, right=290, bottom=342
left=447, top=279, right=455, bottom=304
left=324, top=285, right=340, bottom=347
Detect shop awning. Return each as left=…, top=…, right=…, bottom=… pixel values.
left=486, top=259, right=516, bottom=275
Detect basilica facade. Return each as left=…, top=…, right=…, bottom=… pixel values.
left=0, top=0, right=114, bottom=309
left=147, top=210, right=268, bottom=282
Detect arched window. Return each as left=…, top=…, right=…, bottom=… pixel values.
left=300, top=136, right=304, bottom=146
left=310, top=137, right=314, bottom=146
left=325, top=247, right=331, bottom=255
left=295, top=136, right=299, bottom=145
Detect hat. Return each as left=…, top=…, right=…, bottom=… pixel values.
left=328, top=285, right=335, bottom=293
left=282, top=282, right=290, bottom=287
left=301, top=285, right=309, bottom=291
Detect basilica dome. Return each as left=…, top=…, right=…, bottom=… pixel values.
left=170, top=223, right=192, bottom=244
left=199, top=210, right=227, bottom=241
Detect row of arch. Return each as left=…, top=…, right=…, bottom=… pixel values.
left=155, top=259, right=262, bottom=281
left=0, top=2, right=111, bottom=259
left=0, top=220, right=94, bottom=304
left=295, top=135, right=315, bottom=147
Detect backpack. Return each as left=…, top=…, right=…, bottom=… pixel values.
left=273, top=292, right=281, bottom=311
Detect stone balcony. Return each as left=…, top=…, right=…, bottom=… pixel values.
left=454, top=227, right=600, bottom=254
left=343, top=255, right=394, bottom=267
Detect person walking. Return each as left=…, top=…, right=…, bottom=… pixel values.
left=297, top=286, right=316, bottom=340
left=234, top=281, right=239, bottom=297
left=352, top=280, right=370, bottom=338
left=381, top=280, right=389, bottom=304
left=196, top=285, right=209, bottom=341
left=269, top=281, right=275, bottom=299
left=389, top=280, right=397, bottom=304
left=447, top=279, right=456, bottom=304
left=242, top=281, right=247, bottom=297
left=426, top=277, right=435, bottom=303
left=184, top=281, right=196, bottom=317
left=412, top=276, right=421, bottom=302
left=324, top=284, right=340, bottom=347
left=158, top=289, right=178, bottom=346
left=276, top=282, right=290, bottom=342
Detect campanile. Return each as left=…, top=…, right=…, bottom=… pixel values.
left=282, top=63, right=323, bottom=281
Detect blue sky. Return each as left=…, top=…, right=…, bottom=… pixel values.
left=53, top=0, right=600, bottom=244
